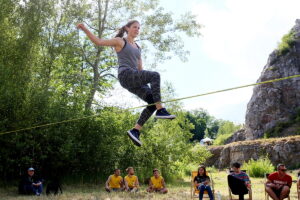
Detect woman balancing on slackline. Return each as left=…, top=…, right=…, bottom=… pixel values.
left=77, top=20, right=176, bottom=147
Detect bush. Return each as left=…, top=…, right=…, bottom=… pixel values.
left=206, top=166, right=218, bottom=173
left=243, top=157, right=275, bottom=178
left=277, top=30, right=296, bottom=56
left=213, top=121, right=242, bottom=145
left=213, top=133, right=232, bottom=145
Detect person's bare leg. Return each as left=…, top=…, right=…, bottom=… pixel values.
left=161, top=188, right=168, bottom=194
left=266, top=187, right=279, bottom=200
left=134, top=124, right=142, bottom=131
left=279, top=186, right=290, bottom=200
left=147, top=187, right=154, bottom=193
left=155, top=102, right=163, bottom=110
left=157, top=188, right=168, bottom=194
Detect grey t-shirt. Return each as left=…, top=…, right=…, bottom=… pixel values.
left=117, top=38, right=141, bottom=74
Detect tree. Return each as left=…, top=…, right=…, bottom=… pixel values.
left=213, top=121, right=242, bottom=145
left=185, top=109, right=221, bottom=141
left=0, top=0, right=205, bottom=183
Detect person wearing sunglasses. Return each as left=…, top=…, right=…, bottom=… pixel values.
left=265, top=164, right=292, bottom=200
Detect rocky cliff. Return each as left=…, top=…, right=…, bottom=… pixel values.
left=206, top=136, right=300, bottom=169
left=232, top=19, right=300, bottom=141
left=207, top=20, right=300, bottom=169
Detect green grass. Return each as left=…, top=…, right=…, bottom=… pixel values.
left=0, top=171, right=299, bottom=200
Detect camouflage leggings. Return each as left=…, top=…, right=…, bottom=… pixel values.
left=118, top=67, right=161, bottom=126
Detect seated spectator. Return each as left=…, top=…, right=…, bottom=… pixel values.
left=147, top=168, right=168, bottom=194
left=194, top=165, right=214, bottom=200
left=105, top=169, right=123, bottom=192
left=297, top=171, right=300, bottom=199
left=228, top=162, right=251, bottom=200
left=19, top=167, right=43, bottom=196
left=297, top=170, right=300, bottom=189
left=46, top=176, right=63, bottom=195
left=265, top=164, right=292, bottom=200
left=124, top=167, right=139, bottom=192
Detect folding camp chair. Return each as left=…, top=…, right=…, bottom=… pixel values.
left=264, top=173, right=290, bottom=200
left=228, top=170, right=252, bottom=200
left=297, top=181, right=300, bottom=200
left=191, top=171, right=215, bottom=199
left=296, top=172, right=299, bottom=200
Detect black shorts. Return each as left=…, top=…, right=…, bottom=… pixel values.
left=272, top=187, right=283, bottom=197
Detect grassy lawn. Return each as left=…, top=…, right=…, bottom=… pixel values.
left=0, top=171, right=298, bottom=200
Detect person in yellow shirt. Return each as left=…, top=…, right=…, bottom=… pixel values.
left=147, top=168, right=168, bottom=194
left=124, top=167, right=139, bottom=192
left=105, top=169, right=124, bottom=192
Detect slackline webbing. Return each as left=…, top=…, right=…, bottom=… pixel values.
left=0, top=74, right=299, bottom=136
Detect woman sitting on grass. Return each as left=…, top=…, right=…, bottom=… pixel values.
left=194, top=165, right=214, bottom=200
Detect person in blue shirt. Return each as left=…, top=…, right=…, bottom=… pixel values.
left=228, top=162, right=251, bottom=200
left=19, top=167, right=43, bottom=196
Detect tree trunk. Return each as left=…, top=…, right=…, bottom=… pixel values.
left=84, top=0, right=109, bottom=111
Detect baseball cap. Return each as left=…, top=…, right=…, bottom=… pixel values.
left=28, top=167, right=35, bottom=171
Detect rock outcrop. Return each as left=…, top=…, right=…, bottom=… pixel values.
left=208, top=20, right=300, bottom=168
left=225, top=129, right=246, bottom=144
left=206, top=136, right=300, bottom=169
left=244, top=19, right=300, bottom=140
left=241, top=19, right=300, bottom=140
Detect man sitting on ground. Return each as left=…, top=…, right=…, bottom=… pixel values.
left=265, top=164, right=292, bottom=200
left=124, top=167, right=139, bottom=192
left=147, top=168, right=168, bottom=194
left=19, top=167, right=43, bottom=196
left=228, top=162, right=251, bottom=200
left=105, top=169, right=124, bottom=192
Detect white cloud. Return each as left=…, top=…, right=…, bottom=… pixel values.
left=193, top=0, right=300, bottom=81
left=182, top=0, right=300, bottom=122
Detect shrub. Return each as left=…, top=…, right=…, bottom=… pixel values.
left=206, top=166, right=218, bottom=173
left=243, top=157, right=275, bottom=177
left=277, top=30, right=296, bottom=56
left=213, top=133, right=232, bottom=145
left=213, top=121, right=242, bottom=145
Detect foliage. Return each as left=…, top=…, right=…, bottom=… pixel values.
left=186, top=109, right=221, bottom=142
left=206, top=166, right=218, bottom=173
left=277, top=30, right=296, bottom=56
left=0, top=0, right=205, bottom=184
left=243, top=157, right=275, bottom=178
left=213, top=121, right=242, bottom=145
left=213, top=134, right=232, bottom=145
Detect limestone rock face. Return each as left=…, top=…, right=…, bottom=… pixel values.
left=206, top=136, right=300, bottom=169
left=244, top=19, right=300, bottom=140
left=225, top=129, right=246, bottom=144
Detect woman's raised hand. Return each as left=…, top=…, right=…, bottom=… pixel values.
left=76, top=23, right=85, bottom=30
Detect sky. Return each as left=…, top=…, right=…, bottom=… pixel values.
left=103, top=0, right=300, bottom=124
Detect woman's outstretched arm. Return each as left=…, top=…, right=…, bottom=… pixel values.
left=77, top=23, right=122, bottom=47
